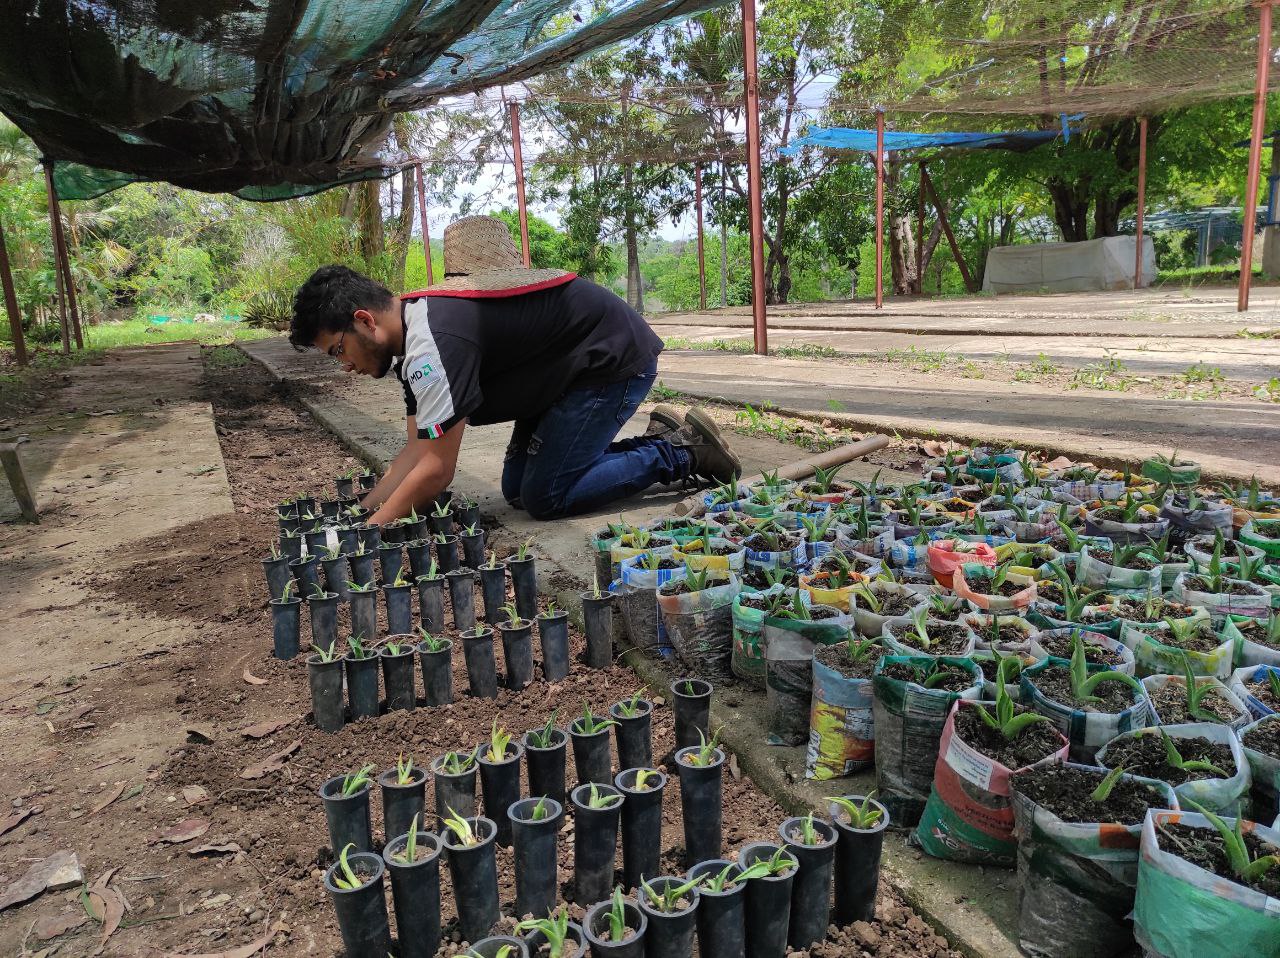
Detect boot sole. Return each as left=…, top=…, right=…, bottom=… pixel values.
left=648, top=403, right=685, bottom=434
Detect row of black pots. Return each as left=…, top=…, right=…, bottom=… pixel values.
left=307, top=638, right=450, bottom=732
left=325, top=796, right=889, bottom=958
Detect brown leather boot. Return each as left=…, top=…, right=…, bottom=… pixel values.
left=642, top=403, right=684, bottom=438
left=669, top=407, right=742, bottom=484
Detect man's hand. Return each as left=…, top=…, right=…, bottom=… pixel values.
left=369, top=419, right=465, bottom=525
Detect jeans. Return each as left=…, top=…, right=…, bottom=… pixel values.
left=501, top=359, right=689, bottom=520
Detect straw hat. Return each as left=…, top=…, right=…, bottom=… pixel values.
left=427, top=215, right=573, bottom=293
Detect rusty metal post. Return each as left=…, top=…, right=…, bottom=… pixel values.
left=1240, top=0, right=1274, bottom=311
left=742, top=0, right=768, bottom=354
left=510, top=102, right=532, bottom=268
left=0, top=217, right=27, bottom=366
left=1134, top=117, right=1148, bottom=290
left=874, top=111, right=885, bottom=308
left=414, top=163, right=435, bottom=286
left=915, top=164, right=925, bottom=293
left=42, top=162, right=71, bottom=354
left=695, top=164, right=707, bottom=310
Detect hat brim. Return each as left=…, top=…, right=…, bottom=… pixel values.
left=404, top=268, right=576, bottom=299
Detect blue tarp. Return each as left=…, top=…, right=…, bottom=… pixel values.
left=781, top=124, right=1077, bottom=156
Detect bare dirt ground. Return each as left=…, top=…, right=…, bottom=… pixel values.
left=0, top=348, right=957, bottom=958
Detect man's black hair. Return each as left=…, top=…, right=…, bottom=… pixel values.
left=290, top=265, right=395, bottom=350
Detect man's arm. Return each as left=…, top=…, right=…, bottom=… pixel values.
left=360, top=417, right=428, bottom=511
left=368, top=419, right=466, bottom=525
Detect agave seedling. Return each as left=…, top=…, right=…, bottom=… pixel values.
left=431, top=497, right=453, bottom=518
left=442, top=808, right=479, bottom=847
left=1162, top=614, right=1213, bottom=648
left=615, top=688, right=649, bottom=719
left=772, top=589, right=813, bottom=621
left=586, top=783, right=622, bottom=809
left=845, top=636, right=882, bottom=665
left=639, top=551, right=666, bottom=572
left=633, top=768, right=660, bottom=791
left=330, top=843, right=367, bottom=889
left=347, top=634, right=373, bottom=659
left=589, top=572, right=606, bottom=599
left=440, top=748, right=477, bottom=775
left=278, top=579, right=296, bottom=602
left=486, top=719, right=513, bottom=762
left=683, top=727, right=722, bottom=766
left=312, top=642, right=339, bottom=663
left=758, top=845, right=798, bottom=876
left=501, top=602, right=526, bottom=628
left=1185, top=801, right=1280, bottom=884
left=605, top=886, right=631, bottom=941
left=530, top=795, right=552, bottom=821
left=1157, top=728, right=1228, bottom=778
left=682, top=565, right=715, bottom=594
left=1067, top=632, right=1143, bottom=704
left=850, top=581, right=883, bottom=614
left=392, top=567, right=412, bottom=588
left=516, top=907, right=574, bottom=957
left=391, top=813, right=423, bottom=864
left=827, top=791, right=885, bottom=829
left=462, top=522, right=480, bottom=536
left=527, top=712, right=559, bottom=749
left=418, top=628, right=448, bottom=652
left=1178, top=653, right=1222, bottom=722
left=1088, top=765, right=1126, bottom=803
left=641, top=876, right=702, bottom=913
left=807, top=463, right=846, bottom=495
left=794, top=813, right=823, bottom=845
left=971, top=658, right=1053, bottom=740
left=902, top=605, right=934, bottom=650
left=384, top=638, right=405, bottom=655
left=516, top=538, right=534, bottom=561
left=346, top=579, right=375, bottom=594
left=394, top=754, right=415, bottom=786
left=341, top=764, right=375, bottom=796
left=709, top=477, right=742, bottom=505
left=576, top=703, right=617, bottom=735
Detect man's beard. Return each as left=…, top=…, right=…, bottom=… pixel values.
left=370, top=342, right=394, bottom=378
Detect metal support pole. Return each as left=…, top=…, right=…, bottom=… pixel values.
left=874, top=111, right=885, bottom=309
left=0, top=217, right=27, bottom=366
left=1240, top=0, right=1274, bottom=311
left=915, top=165, right=925, bottom=294
left=510, top=102, right=532, bottom=268
left=1134, top=117, right=1148, bottom=290
left=414, top=164, right=434, bottom=286
left=742, top=0, right=768, bottom=354
left=45, top=169, right=83, bottom=349
left=695, top=164, right=707, bottom=311
left=920, top=165, right=978, bottom=294
left=42, top=163, right=71, bottom=355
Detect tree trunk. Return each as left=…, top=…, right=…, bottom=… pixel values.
left=357, top=180, right=384, bottom=263
left=389, top=167, right=415, bottom=290
left=1047, top=179, right=1091, bottom=241
left=889, top=214, right=917, bottom=295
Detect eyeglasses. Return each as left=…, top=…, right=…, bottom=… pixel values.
left=328, top=327, right=348, bottom=360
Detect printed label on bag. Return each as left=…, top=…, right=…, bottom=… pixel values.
left=944, top=735, right=994, bottom=791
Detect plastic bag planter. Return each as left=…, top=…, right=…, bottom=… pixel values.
left=269, top=591, right=302, bottom=659
left=671, top=679, right=712, bottom=751
left=610, top=698, right=653, bottom=771
left=379, top=640, right=417, bottom=712
left=498, top=616, right=535, bottom=691
left=308, top=652, right=345, bottom=733
left=379, top=765, right=427, bottom=847
left=447, top=567, right=478, bottom=633
left=581, top=588, right=615, bottom=669
left=1095, top=722, right=1251, bottom=816
left=583, top=894, right=647, bottom=958
left=443, top=816, right=500, bottom=944
left=319, top=773, right=374, bottom=854
left=479, top=739, right=525, bottom=847
left=1141, top=455, right=1200, bottom=488
left=324, top=850, right=391, bottom=958
left=1239, top=714, right=1280, bottom=820
left=1141, top=674, right=1250, bottom=728
left=571, top=783, right=622, bottom=905
left=1172, top=570, right=1271, bottom=622
left=675, top=746, right=723, bottom=866
left=1121, top=618, right=1238, bottom=680
left=1020, top=660, right=1152, bottom=764
left=637, top=876, right=700, bottom=958
left=461, top=627, right=499, bottom=699
left=1240, top=518, right=1280, bottom=560
left=828, top=794, right=890, bottom=926
left=737, top=843, right=796, bottom=958
left=764, top=608, right=856, bottom=746
left=417, top=637, right=453, bottom=707
left=382, top=830, right=442, bottom=958
left=1133, top=810, right=1280, bottom=958
left=618, top=551, right=684, bottom=655
left=537, top=607, right=571, bottom=682
left=431, top=752, right=478, bottom=822
left=658, top=575, right=740, bottom=686
left=1076, top=544, right=1162, bottom=597
left=1008, top=764, right=1178, bottom=958
left=509, top=797, right=564, bottom=919
left=778, top=816, right=837, bottom=949
left=1029, top=628, right=1136, bottom=676
left=685, top=860, right=745, bottom=958
left=1231, top=665, right=1280, bottom=720
left=416, top=572, right=446, bottom=634
left=615, top=768, right=666, bottom=890
left=952, top=563, right=1037, bottom=614
left=262, top=553, right=292, bottom=601
left=1083, top=507, right=1170, bottom=547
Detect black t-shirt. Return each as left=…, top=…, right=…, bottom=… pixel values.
left=393, top=277, right=663, bottom=438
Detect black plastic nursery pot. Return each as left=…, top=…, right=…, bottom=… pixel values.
left=524, top=920, right=585, bottom=958
left=381, top=521, right=406, bottom=545
left=270, top=595, right=302, bottom=659
left=469, top=936, right=530, bottom=958
left=479, top=563, right=508, bottom=624
left=262, top=554, right=292, bottom=601
left=523, top=728, right=568, bottom=809
left=429, top=510, right=455, bottom=537
left=737, top=843, right=795, bottom=958
left=508, top=555, right=538, bottom=621
left=320, top=498, right=342, bottom=521
left=349, top=589, right=377, bottom=645
left=404, top=538, right=432, bottom=579
left=336, top=526, right=359, bottom=556
left=671, top=679, right=712, bottom=752
left=307, top=591, right=339, bottom=653
left=416, top=574, right=446, bottom=634
left=348, top=547, right=377, bottom=586
left=509, top=796, right=564, bottom=919
left=461, top=627, right=500, bottom=699
left=583, top=895, right=647, bottom=958
left=460, top=528, right=486, bottom=569
left=383, top=582, right=414, bottom=636
left=345, top=652, right=381, bottom=719
left=675, top=747, right=723, bottom=866
left=609, top=701, right=653, bottom=771
left=443, top=816, right=501, bottom=944
left=778, top=816, right=837, bottom=950
left=321, top=553, right=351, bottom=602
left=404, top=517, right=429, bottom=542
left=447, top=567, right=478, bottom=632
left=357, top=471, right=378, bottom=492
left=355, top=522, right=381, bottom=552
left=637, top=876, right=700, bottom=958
left=278, top=532, right=303, bottom=561
left=615, top=768, right=666, bottom=890
left=379, top=640, right=417, bottom=712
left=685, top=859, right=746, bottom=958
left=436, top=534, right=460, bottom=574
left=378, top=765, right=428, bottom=844
left=319, top=773, right=374, bottom=853
left=581, top=592, right=615, bottom=669
left=335, top=476, right=356, bottom=499
left=417, top=638, right=454, bottom=707
left=378, top=542, right=404, bottom=584
left=431, top=753, right=477, bottom=821
left=828, top=795, right=889, bottom=927
left=571, top=783, right=622, bottom=905
left=538, top=610, right=571, bottom=682
left=499, top=619, right=536, bottom=691
left=478, top=741, right=525, bottom=847
left=324, top=850, right=391, bottom=958
left=307, top=653, right=345, bottom=733
left=304, top=527, right=329, bottom=556
left=570, top=720, right=614, bottom=786
left=289, top=554, right=322, bottom=597
left=458, top=500, right=481, bottom=529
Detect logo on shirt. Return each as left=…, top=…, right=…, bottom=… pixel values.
left=407, top=357, right=435, bottom=385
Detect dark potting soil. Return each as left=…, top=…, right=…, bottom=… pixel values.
left=1150, top=624, right=1225, bottom=654
left=1107, top=600, right=1196, bottom=624
left=887, top=622, right=972, bottom=655
left=1148, top=680, right=1241, bottom=725
left=1155, top=822, right=1280, bottom=898
left=1011, top=764, right=1166, bottom=825
left=809, top=604, right=843, bottom=621
left=875, top=592, right=919, bottom=618
left=1101, top=734, right=1236, bottom=785
left=1242, top=720, right=1280, bottom=758
left=976, top=657, right=1029, bottom=682
left=962, top=577, right=1029, bottom=598
left=1035, top=581, right=1065, bottom=604
left=1029, top=666, right=1137, bottom=714
left=815, top=640, right=885, bottom=681
left=659, top=576, right=730, bottom=596
left=1183, top=575, right=1258, bottom=597
left=923, top=603, right=964, bottom=623
left=1235, top=620, right=1280, bottom=650
left=1245, top=680, right=1280, bottom=712
left=683, top=542, right=740, bottom=556
left=737, top=593, right=774, bottom=611
left=742, top=533, right=802, bottom=552
left=952, top=706, right=1063, bottom=770
left=740, top=566, right=797, bottom=590
left=1034, top=631, right=1125, bottom=666
left=977, top=621, right=1030, bottom=646
left=647, top=557, right=683, bottom=571
left=878, top=661, right=974, bottom=693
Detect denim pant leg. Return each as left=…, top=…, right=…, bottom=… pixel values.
left=502, top=418, right=538, bottom=507
left=518, top=362, right=689, bottom=520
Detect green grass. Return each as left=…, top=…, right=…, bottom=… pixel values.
left=82, top=319, right=273, bottom=350
left=1155, top=264, right=1263, bottom=287
left=662, top=336, right=838, bottom=359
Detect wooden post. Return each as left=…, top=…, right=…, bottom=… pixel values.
left=1240, top=0, right=1274, bottom=311
left=915, top=165, right=925, bottom=294
left=742, top=0, right=768, bottom=354
left=1134, top=116, right=1148, bottom=290
left=42, top=162, right=71, bottom=355
left=874, top=111, right=884, bottom=308
left=0, top=216, right=27, bottom=367
left=695, top=164, right=707, bottom=310
left=920, top=165, right=978, bottom=294
left=510, top=102, right=532, bottom=268
left=414, top=164, right=434, bottom=286
left=44, top=166, right=83, bottom=349
left=1, top=440, right=38, bottom=522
